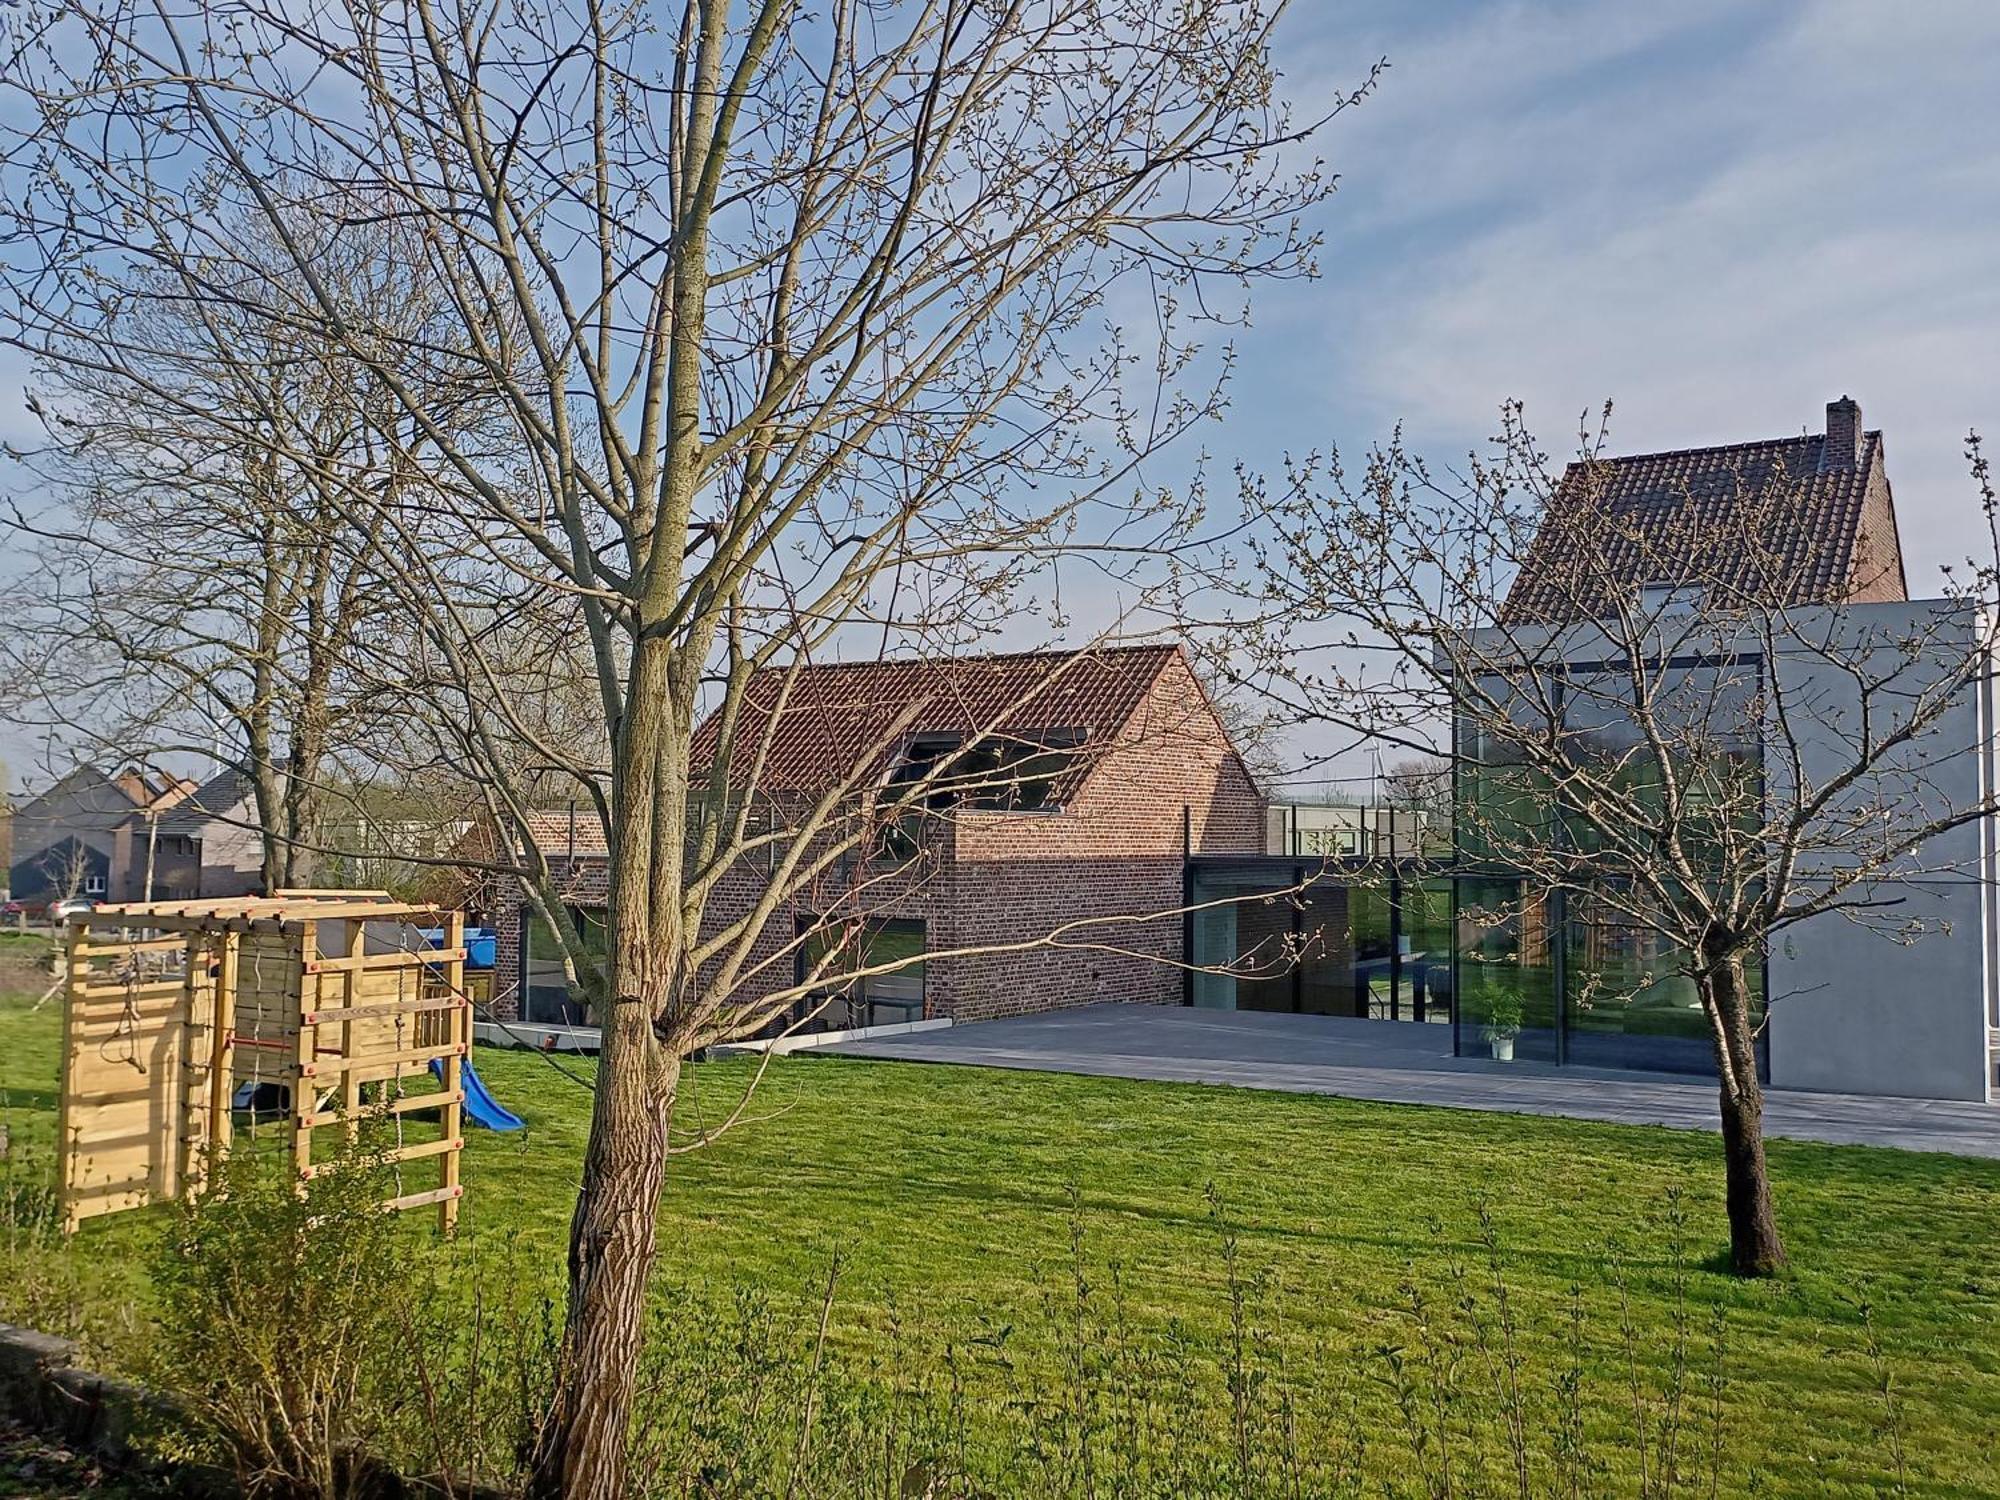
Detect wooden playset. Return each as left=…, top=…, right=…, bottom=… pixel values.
left=57, top=891, right=472, bottom=1234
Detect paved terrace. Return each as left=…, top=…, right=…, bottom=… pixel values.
left=825, top=1004, right=2000, bottom=1159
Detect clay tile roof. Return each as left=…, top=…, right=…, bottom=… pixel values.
left=1502, top=428, right=1906, bottom=625
left=520, top=807, right=610, bottom=858
left=690, top=643, right=1184, bottom=800
left=157, top=768, right=253, bottom=831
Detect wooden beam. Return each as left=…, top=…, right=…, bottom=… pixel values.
left=73, top=937, right=192, bottom=958
left=303, top=948, right=465, bottom=975
left=302, top=1135, right=462, bottom=1179
left=296, top=1041, right=467, bottom=1079
left=439, top=909, right=466, bottom=1236
left=56, top=925, right=83, bottom=1235
left=383, top=1184, right=464, bottom=1214
left=291, top=920, right=318, bottom=1188
left=301, top=1089, right=460, bottom=1129
left=208, top=931, right=238, bottom=1167
left=340, top=916, right=364, bottom=1147
left=304, top=996, right=463, bottom=1025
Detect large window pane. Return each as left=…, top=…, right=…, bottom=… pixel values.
left=521, top=906, right=604, bottom=1026
left=1455, top=877, right=1557, bottom=1061
left=1399, top=879, right=1453, bottom=1024
left=797, top=918, right=926, bottom=1029
left=1296, top=883, right=1353, bottom=1016
left=1561, top=662, right=1764, bottom=856
left=1457, top=675, right=1557, bottom=865
left=1191, top=870, right=1328, bottom=1014
left=1349, top=884, right=1395, bottom=1019
left=1561, top=887, right=1760, bottom=1075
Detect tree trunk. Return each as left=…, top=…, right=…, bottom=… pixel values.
left=528, top=1015, right=680, bottom=1500
left=529, top=620, right=690, bottom=1500
left=1705, top=953, right=1786, bottom=1276
left=281, top=712, right=326, bottom=889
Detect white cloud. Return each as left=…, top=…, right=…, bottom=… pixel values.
left=1294, top=0, right=2000, bottom=586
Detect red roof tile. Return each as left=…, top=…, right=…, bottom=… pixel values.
left=1502, top=412, right=1907, bottom=624
left=690, top=644, right=1185, bottom=800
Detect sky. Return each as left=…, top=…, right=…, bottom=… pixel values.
left=1238, top=0, right=2000, bottom=588
left=4, top=0, right=1999, bottom=789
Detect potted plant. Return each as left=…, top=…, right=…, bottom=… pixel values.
left=1483, top=983, right=1523, bottom=1061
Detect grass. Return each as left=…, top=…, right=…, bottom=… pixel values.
left=6, top=930, right=2000, bottom=1493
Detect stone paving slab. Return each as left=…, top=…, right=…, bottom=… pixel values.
left=823, top=1004, right=2000, bottom=1159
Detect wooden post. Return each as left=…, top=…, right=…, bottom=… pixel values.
left=341, top=920, right=364, bottom=1146
left=292, top=920, right=318, bottom=1192
left=208, top=930, right=238, bottom=1168
left=439, top=909, right=466, bottom=1235
left=55, top=922, right=86, bottom=1235
left=176, top=930, right=209, bottom=1197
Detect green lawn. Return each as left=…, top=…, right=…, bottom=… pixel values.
left=6, top=932, right=2000, bottom=1493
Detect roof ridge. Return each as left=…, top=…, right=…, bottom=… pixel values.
left=1564, top=427, right=1884, bottom=473
left=747, top=642, right=1180, bottom=676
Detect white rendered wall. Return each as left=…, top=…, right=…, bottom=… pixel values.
left=1459, top=600, right=1999, bottom=1101
left=1762, top=601, right=1995, bottom=1101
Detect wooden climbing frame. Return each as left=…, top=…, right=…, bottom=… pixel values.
left=57, top=890, right=471, bottom=1234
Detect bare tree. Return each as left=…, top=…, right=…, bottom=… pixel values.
left=0, top=2, right=1372, bottom=1489
left=1217, top=406, right=2000, bottom=1276
left=0, top=214, right=510, bottom=889
left=39, top=836, right=93, bottom=910
left=1381, top=753, right=1450, bottom=822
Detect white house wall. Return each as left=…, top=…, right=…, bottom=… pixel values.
left=1461, top=599, right=2000, bottom=1102
left=1762, top=601, right=1996, bottom=1101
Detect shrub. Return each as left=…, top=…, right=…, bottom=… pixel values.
left=146, top=1145, right=417, bottom=1500
left=0, top=1144, right=101, bottom=1349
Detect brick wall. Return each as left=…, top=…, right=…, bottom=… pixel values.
left=485, top=649, right=1266, bottom=1026
left=1845, top=435, right=1910, bottom=604
left=929, top=650, right=1263, bottom=1020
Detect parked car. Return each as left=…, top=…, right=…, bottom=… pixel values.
left=48, top=897, right=97, bottom=925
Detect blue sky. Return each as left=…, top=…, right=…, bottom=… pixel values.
left=5, top=0, right=1998, bottom=786
left=1235, top=0, right=2000, bottom=587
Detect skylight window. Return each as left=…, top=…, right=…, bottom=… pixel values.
left=887, top=729, right=1086, bottom=811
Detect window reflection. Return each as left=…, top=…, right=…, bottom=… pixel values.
left=1189, top=869, right=1453, bottom=1025
left=1454, top=878, right=1557, bottom=1062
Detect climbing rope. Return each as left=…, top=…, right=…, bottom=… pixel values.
left=389, top=929, right=410, bottom=1198
left=103, top=952, right=148, bottom=1075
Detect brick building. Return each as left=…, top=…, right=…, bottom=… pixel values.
left=487, top=644, right=1267, bottom=1027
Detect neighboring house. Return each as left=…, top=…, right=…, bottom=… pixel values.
left=6, top=765, right=197, bottom=906
left=1442, top=397, right=1999, bottom=1100
left=487, top=645, right=1268, bottom=1026
left=135, top=768, right=266, bottom=901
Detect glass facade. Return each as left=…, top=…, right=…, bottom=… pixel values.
left=1176, top=661, right=1765, bottom=1078
left=1189, top=864, right=1453, bottom=1024
left=1454, top=877, right=1557, bottom=1062
left=521, top=905, right=608, bottom=1025
left=794, top=918, right=926, bottom=1030
left=1182, top=856, right=1762, bottom=1077
left=1561, top=885, right=1762, bottom=1073
left=1449, top=657, right=1768, bottom=1077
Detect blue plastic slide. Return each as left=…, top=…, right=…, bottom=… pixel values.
left=432, top=1056, right=527, bottom=1131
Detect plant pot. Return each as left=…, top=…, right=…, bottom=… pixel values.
left=1489, top=1035, right=1515, bottom=1062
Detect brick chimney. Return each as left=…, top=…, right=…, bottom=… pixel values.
left=1822, top=395, right=1862, bottom=470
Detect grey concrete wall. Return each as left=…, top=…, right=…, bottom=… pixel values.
left=1462, top=598, right=1999, bottom=1102
left=1768, top=878, right=1990, bottom=1099
left=1764, top=601, right=1996, bottom=1100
